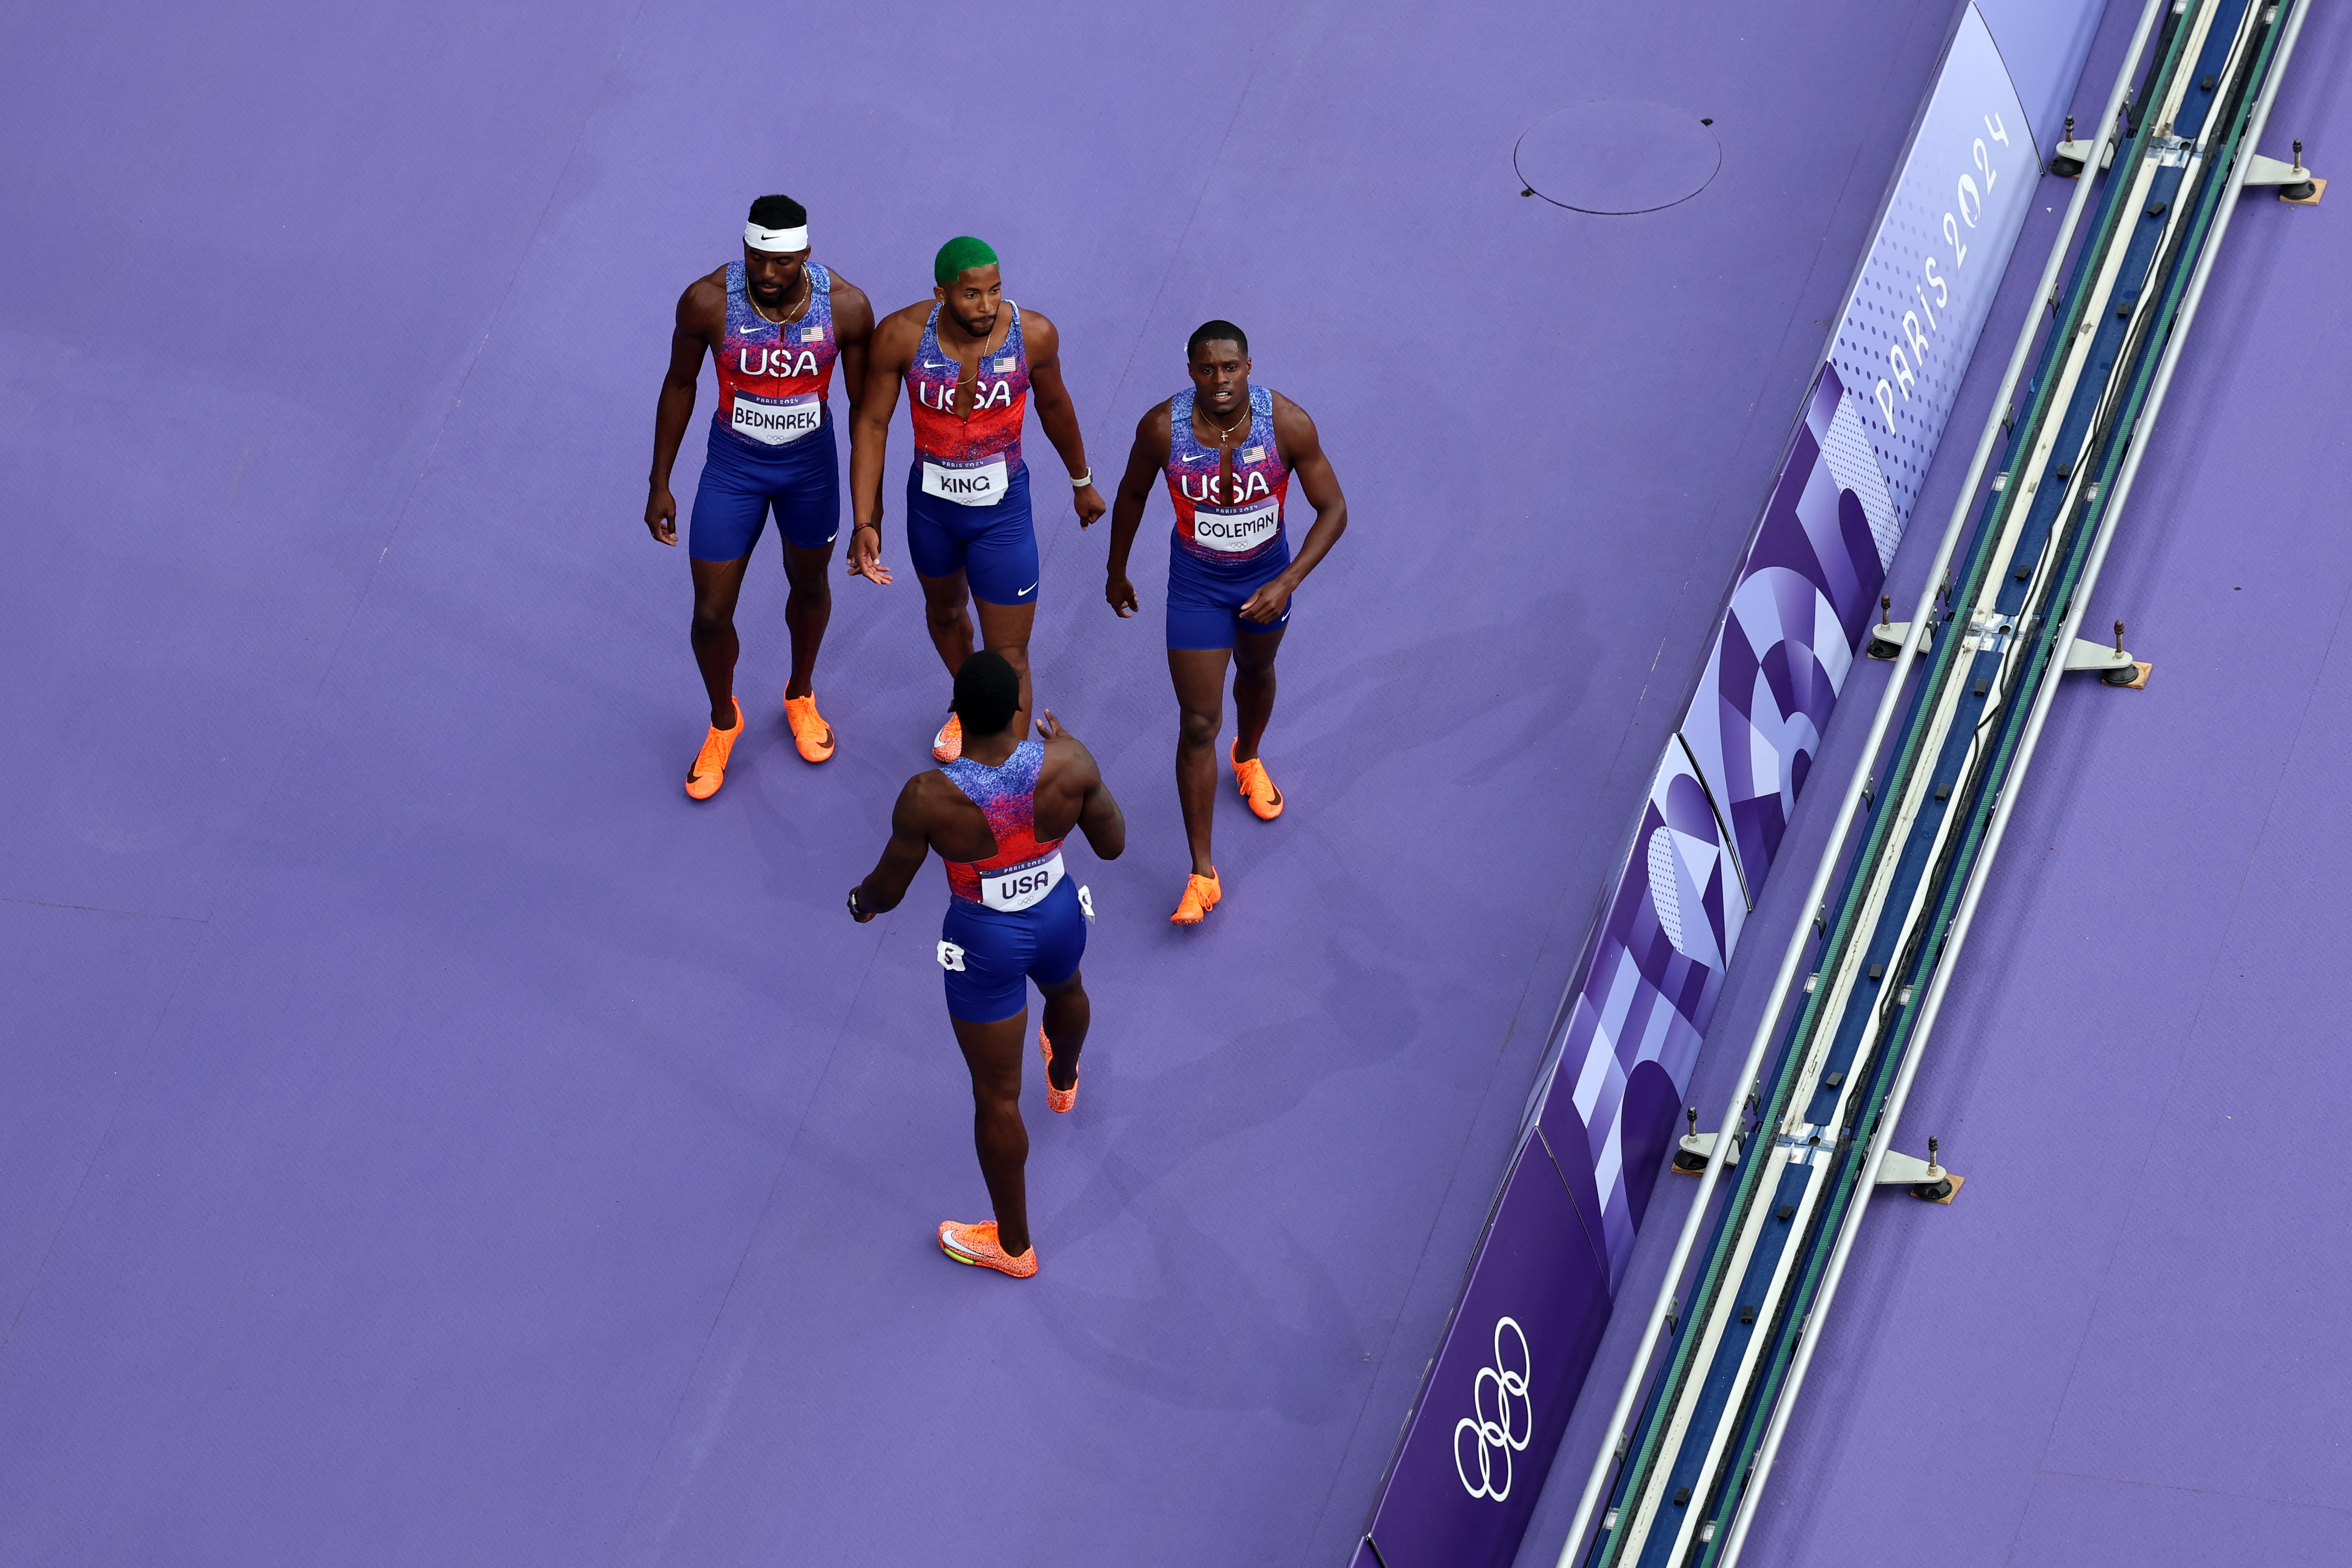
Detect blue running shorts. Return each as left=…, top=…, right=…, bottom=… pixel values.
left=687, top=419, right=841, bottom=561
left=905, top=460, right=1040, bottom=606
left=1166, top=536, right=1293, bottom=651
left=938, top=876, right=1086, bottom=1023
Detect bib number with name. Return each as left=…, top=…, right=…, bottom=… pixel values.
left=922, top=456, right=1010, bottom=506
left=732, top=391, right=822, bottom=446
left=1190, top=500, right=1280, bottom=553
left=981, top=851, right=1063, bottom=912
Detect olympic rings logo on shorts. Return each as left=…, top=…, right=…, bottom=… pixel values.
left=937, top=941, right=967, bottom=972
left=1453, top=1316, right=1532, bottom=1502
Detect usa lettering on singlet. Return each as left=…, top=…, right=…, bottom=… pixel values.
left=938, top=741, right=1067, bottom=912
left=1164, top=384, right=1290, bottom=561
left=715, top=260, right=838, bottom=448
left=907, top=301, right=1031, bottom=506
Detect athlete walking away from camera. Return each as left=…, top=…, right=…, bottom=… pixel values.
left=1103, top=321, right=1347, bottom=923
left=646, top=194, right=875, bottom=799
left=848, top=652, right=1125, bottom=1278
left=847, top=238, right=1105, bottom=762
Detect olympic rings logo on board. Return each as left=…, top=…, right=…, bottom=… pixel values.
left=1453, top=1317, right=1532, bottom=1502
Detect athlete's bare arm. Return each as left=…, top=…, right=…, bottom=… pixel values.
left=846, top=304, right=927, bottom=584
left=645, top=269, right=729, bottom=545
left=1102, top=402, right=1174, bottom=618
left=1239, top=394, right=1347, bottom=623
left=1033, top=712, right=1126, bottom=859
left=1019, top=310, right=1108, bottom=530
left=848, top=771, right=965, bottom=920
left=828, top=274, right=878, bottom=435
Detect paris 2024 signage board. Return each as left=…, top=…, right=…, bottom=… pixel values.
left=1359, top=7, right=2085, bottom=1564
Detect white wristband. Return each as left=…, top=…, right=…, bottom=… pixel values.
left=1068, top=470, right=1093, bottom=488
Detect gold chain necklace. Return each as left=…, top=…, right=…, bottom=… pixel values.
left=749, top=269, right=813, bottom=327
left=950, top=307, right=1009, bottom=424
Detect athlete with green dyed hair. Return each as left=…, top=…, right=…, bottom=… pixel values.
left=848, top=238, right=1105, bottom=761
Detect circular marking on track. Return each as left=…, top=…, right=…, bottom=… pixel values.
left=1514, top=101, right=1721, bottom=214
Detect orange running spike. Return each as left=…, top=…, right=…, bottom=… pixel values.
left=685, top=698, right=744, bottom=800
left=937, top=1218, right=1037, bottom=1278
left=932, top=712, right=963, bottom=763
left=783, top=692, right=835, bottom=763
left=1169, top=868, right=1221, bottom=925
left=1040, top=1023, right=1076, bottom=1113
left=1231, top=741, right=1284, bottom=820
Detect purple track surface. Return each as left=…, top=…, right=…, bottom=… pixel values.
left=1519, top=5, right=2352, bottom=1565
left=10, top=3, right=2328, bottom=1565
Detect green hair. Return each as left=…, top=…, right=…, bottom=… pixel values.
left=933, top=236, right=1000, bottom=285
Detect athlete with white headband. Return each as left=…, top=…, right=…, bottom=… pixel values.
left=847, top=237, right=1104, bottom=762
left=645, top=194, right=876, bottom=800
left=1102, top=320, right=1349, bottom=924
left=847, top=651, right=1127, bottom=1278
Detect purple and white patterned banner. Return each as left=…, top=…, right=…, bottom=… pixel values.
left=1365, top=365, right=1898, bottom=1554
left=1510, top=362, right=1896, bottom=1290
left=1678, top=364, right=1896, bottom=893
left=1366, top=9, right=2106, bottom=1562
left=1536, top=740, right=1747, bottom=1283
left=1360, top=1131, right=1608, bottom=1568
left=1828, top=5, right=2037, bottom=522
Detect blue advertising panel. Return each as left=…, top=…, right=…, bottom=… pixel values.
left=1829, top=6, right=2038, bottom=522
left=1372, top=11, right=2091, bottom=1563
left=1534, top=742, right=1747, bottom=1283
left=1361, top=1133, right=1609, bottom=1568
left=1975, top=0, right=2107, bottom=153
left=1678, top=364, right=1897, bottom=890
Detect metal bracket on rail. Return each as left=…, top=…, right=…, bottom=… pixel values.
left=1874, top=1137, right=1963, bottom=1203
left=2048, top=116, right=2116, bottom=180
left=2242, top=139, right=2325, bottom=204
left=1671, top=1106, right=1744, bottom=1174
left=1865, top=596, right=1936, bottom=661
left=2063, top=619, right=2152, bottom=688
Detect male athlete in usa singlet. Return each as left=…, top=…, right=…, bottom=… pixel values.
left=846, top=237, right=1105, bottom=763
left=645, top=194, right=875, bottom=799
left=849, top=652, right=1127, bottom=1279
left=1162, top=382, right=1293, bottom=631
left=1103, top=320, right=1350, bottom=924
left=904, top=294, right=1032, bottom=519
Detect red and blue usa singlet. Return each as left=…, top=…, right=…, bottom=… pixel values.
left=939, top=739, right=1067, bottom=910
left=906, top=301, right=1030, bottom=507
left=1165, top=384, right=1289, bottom=564
left=714, top=260, right=837, bottom=450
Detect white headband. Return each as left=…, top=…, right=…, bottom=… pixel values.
left=744, top=222, right=809, bottom=253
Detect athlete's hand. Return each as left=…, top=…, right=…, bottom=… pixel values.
left=1106, top=573, right=1139, bottom=618
left=645, top=485, right=678, bottom=546
left=1239, top=575, right=1295, bottom=624
left=846, top=521, right=893, bottom=585
left=1073, top=483, right=1107, bottom=530
left=1035, top=709, right=1069, bottom=742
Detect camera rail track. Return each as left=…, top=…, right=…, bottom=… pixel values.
left=1553, top=4, right=2321, bottom=1564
